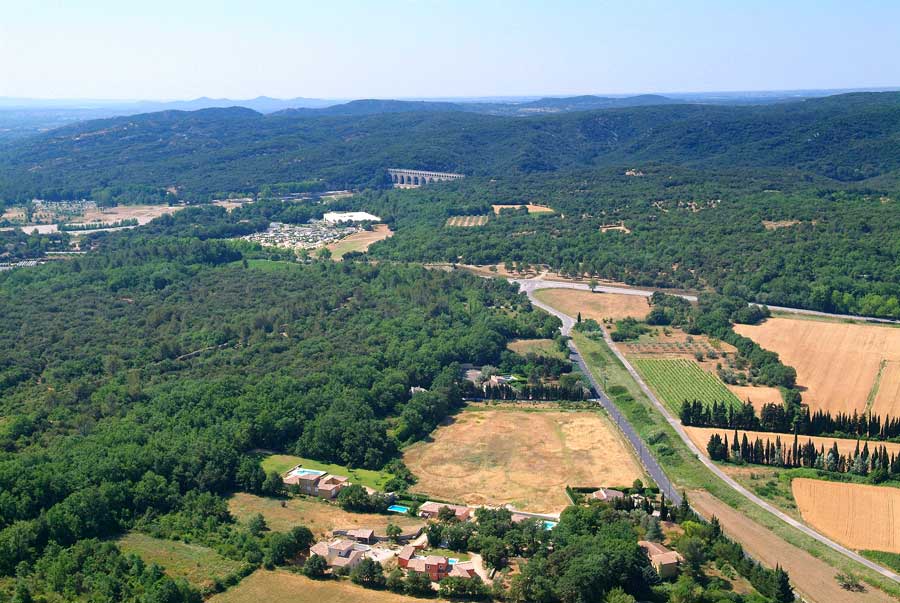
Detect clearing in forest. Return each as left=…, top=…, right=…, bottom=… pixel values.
left=725, top=384, right=783, bottom=410
left=492, top=203, right=555, bottom=215
left=403, top=405, right=644, bottom=514
left=210, top=569, right=423, bottom=603
left=258, top=454, right=394, bottom=491
left=507, top=338, right=568, bottom=360
left=445, top=215, right=489, bottom=227
left=327, top=224, right=393, bottom=259
left=792, top=478, right=900, bottom=554
left=631, top=358, right=741, bottom=413
left=533, top=289, right=651, bottom=322
left=117, top=532, right=246, bottom=588
left=734, top=317, right=900, bottom=415
left=228, top=493, right=423, bottom=538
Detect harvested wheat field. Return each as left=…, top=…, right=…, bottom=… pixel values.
left=690, top=490, right=894, bottom=603
left=792, top=478, right=900, bottom=554
left=492, top=203, right=554, bottom=214
left=228, top=493, right=423, bottom=538
left=445, top=215, right=489, bottom=227
left=727, top=385, right=784, bottom=410
left=210, top=570, right=423, bottom=603
left=327, top=224, right=393, bottom=259
left=533, top=288, right=651, bottom=322
left=684, top=426, right=900, bottom=460
left=403, top=406, right=644, bottom=514
left=734, top=317, right=900, bottom=415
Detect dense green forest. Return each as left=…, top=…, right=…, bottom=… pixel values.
left=0, top=234, right=557, bottom=600
left=2, top=92, right=900, bottom=202
left=355, top=168, right=900, bottom=318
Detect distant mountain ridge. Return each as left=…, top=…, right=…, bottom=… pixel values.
left=1, top=91, right=899, bottom=201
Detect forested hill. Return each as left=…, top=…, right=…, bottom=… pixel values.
left=2, top=92, right=900, bottom=201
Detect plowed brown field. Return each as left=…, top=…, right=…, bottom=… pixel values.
left=734, top=318, right=900, bottom=415
left=792, top=478, right=900, bottom=554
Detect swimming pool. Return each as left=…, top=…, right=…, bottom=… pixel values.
left=288, top=467, right=326, bottom=478
left=387, top=504, right=410, bottom=514
left=543, top=520, right=558, bottom=530
left=448, top=558, right=459, bottom=565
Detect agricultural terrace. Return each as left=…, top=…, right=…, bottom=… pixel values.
left=403, top=404, right=645, bottom=514
left=491, top=203, right=555, bottom=214
left=326, top=224, right=393, bottom=259
left=533, top=289, right=651, bottom=322
left=117, top=532, right=247, bottom=589
left=228, top=493, right=423, bottom=538
left=210, top=570, right=424, bottom=603
left=507, top=338, right=568, bottom=360
left=259, top=454, right=394, bottom=491
left=445, top=215, right=489, bottom=227
left=684, top=426, right=900, bottom=461
left=631, top=358, right=741, bottom=413
left=734, top=317, right=900, bottom=415
left=792, top=479, right=900, bottom=554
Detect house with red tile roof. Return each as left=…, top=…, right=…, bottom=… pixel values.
left=638, top=540, right=684, bottom=579
left=418, top=501, right=471, bottom=521
left=308, top=539, right=366, bottom=570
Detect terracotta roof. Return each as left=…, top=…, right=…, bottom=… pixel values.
left=348, top=528, right=375, bottom=540
left=331, top=550, right=364, bottom=567
left=399, top=545, right=416, bottom=560
left=332, top=539, right=356, bottom=553
left=406, top=558, right=426, bottom=572
left=638, top=540, right=684, bottom=565
left=309, top=542, right=329, bottom=557
left=449, top=562, right=475, bottom=578
left=425, top=555, right=448, bottom=566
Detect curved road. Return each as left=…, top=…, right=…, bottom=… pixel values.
left=513, top=276, right=900, bottom=325
left=519, top=279, right=900, bottom=584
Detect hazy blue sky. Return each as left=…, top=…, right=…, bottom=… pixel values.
left=4, top=0, right=900, bottom=100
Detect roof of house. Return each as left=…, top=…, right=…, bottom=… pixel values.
left=449, top=562, right=476, bottom=578
left=347, top=528, right=375, bottom=540
left=331, top=550, right=365, bottom=567
left=591, top=488, right=625, bottom=500
left=331, top=539, right=356, bottom=553
left=406, top=558, right=426, bottom=572
left=398, top=545, right=416, bottom=560
left=309, top=542, right=330, bottom=557
left=425, top=555, right=448, bottom=566
left=638, top=540, right=684, bottom=565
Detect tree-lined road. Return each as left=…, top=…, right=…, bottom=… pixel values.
left=517, top=280, right=900, bottom=586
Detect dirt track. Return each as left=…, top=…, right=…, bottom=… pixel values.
left=690, top=490, right=895, bottom=603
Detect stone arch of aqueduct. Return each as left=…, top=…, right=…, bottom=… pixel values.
left=387, top=168, right=465, bottom=187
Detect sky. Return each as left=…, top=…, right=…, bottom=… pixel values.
left=3, top=0, right=900, bottom=100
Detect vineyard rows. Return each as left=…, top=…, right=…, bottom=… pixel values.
left=630, top=357, right=742, bottom=412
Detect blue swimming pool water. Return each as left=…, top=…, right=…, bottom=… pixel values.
left=543, top=520, right=558, bottom=530
left=387, top=504, right=410, bottom=514
left=448, top=558, right=459, bottom=565
left=288, top=467, right=326, bottom=477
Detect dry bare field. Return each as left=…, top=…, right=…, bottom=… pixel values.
left=533, top=288, right=651, bottom=322
left=507, top=338, right=567, bottom=359
left=792, top=478, right=900, bottom=554
left=228, top=492, right=423, bottom=538
left=734, top=317, right=900, bottom=415
left=726, top=384, right=784, bottom=410
left=690, top=490, right=895, bottom=603
left=684, top=426, right=900, bottom=459
left=762, top=219, right=801, bottom=230
left=599, top=222, right=632, bottom=234
left=210, top=570, right=425, bottom=603
left=491, top=203, right=554, bottom=214
left=78, top=204, right=185, bottom=225
left=445, top=215, right=489, bottom=227
left=403, top=405, right=644, bottom=513
left=327, top=224, right=393, bottom=259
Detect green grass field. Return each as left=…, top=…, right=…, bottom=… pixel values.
left=861, top=550, right=900, bottom=572
left=259, top=453, right=394, bottom=491
left=117, top=532, right=247, bottom=588
left=630, top=357, right=742, bottom=412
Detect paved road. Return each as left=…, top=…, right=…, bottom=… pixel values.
left=515, top=277, right=900, bottom=325
left=517, top=281, right=900, bottom=585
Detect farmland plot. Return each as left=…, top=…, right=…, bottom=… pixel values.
left=631, top=358, right=742, bottom=413
left=445, top=215, right=489, bottom=227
